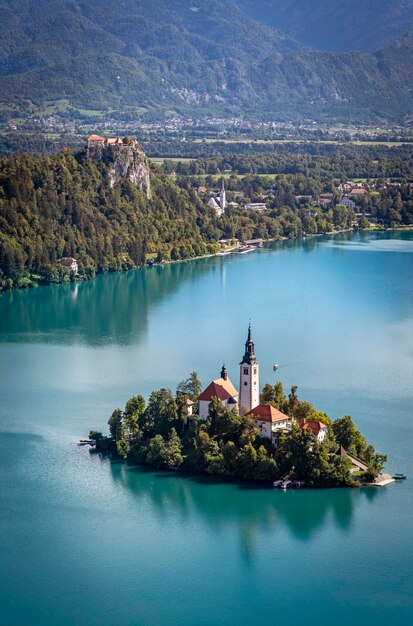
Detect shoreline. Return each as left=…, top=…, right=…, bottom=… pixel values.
left=1, top=226, right=412, bottom=294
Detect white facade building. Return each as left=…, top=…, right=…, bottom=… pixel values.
left=239, top=324, right=259, bottom=415
left=299, top=419, right=328, bottom=442
left=247, top=404, right=292, bottom=443
left=198, top=365, right=238, bottom=421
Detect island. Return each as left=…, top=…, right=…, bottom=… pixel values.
left=89, top=325, right=388, bottom=488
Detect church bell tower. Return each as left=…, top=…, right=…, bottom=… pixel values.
left=239, top=323, right=259, bottom=414
left=220, top=177, right=227, bottom=213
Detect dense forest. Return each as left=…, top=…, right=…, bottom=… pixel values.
left=1, top=144, right=412, bottom=291
left=91, top=376, right=387, bottom=487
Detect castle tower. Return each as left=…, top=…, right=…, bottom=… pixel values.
left=219, top=178, right=227, bottom=213
left=239, top=323, right=259, bottom=414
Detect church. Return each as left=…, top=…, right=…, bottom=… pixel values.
left=197, top=325, right=292, bottom=443
left=207, top=178, right=227, bottom=217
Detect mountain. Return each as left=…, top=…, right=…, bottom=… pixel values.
left=236, top=0, right=413, bottom=52
left=0, top=0, right=412, bottom=123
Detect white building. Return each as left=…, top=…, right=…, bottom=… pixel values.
left=239, top=324, right=259, bottom=415
left=207, top=179, right=227, bottom=216
left=244, top=203, right=267, bottom=211
left=58, top=257, right=78, bottom=274
left=247, top=404, right=292, bottom=443
left=198, top=365, right=238, bottom=421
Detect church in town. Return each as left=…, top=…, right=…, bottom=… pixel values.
left=207, top=178, right=227, bottom=216
left=196, top=325, right=299, bottom=444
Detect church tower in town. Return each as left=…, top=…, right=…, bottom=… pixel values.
left=239, top=323, right=259, bottom=414
left=219, top=178, right=227, bottom=213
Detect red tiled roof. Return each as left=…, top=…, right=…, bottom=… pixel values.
left=198, top=377, right=238, bottom=402
left=350, top=188, right=368, bottom=194
left=247, top=404, right=289, bottom=423
left=87, top=135, right=104, bottom=142
left=298, top=419, right=326, bottom=436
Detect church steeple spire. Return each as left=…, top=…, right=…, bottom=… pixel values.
left=221, top=363, right=228, bottom=380
left=241, top=322, right=256, bottom=365
left=219, top=177, right=226, bottom=213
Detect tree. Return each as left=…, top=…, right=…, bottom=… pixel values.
left=108, top=408, right=123, bottom=440
left=236, top=443, right=258, bottom=480
left=176, top=371, right=202, bottom=402
left=89, top=430, right=103, bottom=442
left=287, top=386, right=300, bottom=418
left=254, top=446, right=277, bottom=482
left=332, top=416, right=368, bottom=459
left=164, top=428, right=184, bottom=470
left=146, top=435, right=167, bottom=468
left=207, top=397, right=243, bottom=439
left=143, top=388, right=179, bottom=437
left=123, top=395, right=146, bottom=440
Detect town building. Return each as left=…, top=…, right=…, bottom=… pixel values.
left=244, top=202, right=267, bottom=211
left=340, top=196, right=356, bottom=209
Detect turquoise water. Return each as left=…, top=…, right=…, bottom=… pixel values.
left=0, top=231, right=412, bottom=625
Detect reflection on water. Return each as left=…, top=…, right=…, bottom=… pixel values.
left=108, top=460, right=380, bottom=560
left=0, top=258, right=218, bottom=346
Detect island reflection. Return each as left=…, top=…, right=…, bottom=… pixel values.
left=108, top=460, right=380, bottom=560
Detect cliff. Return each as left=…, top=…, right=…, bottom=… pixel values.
left=87, top=137, right=151, bottom=198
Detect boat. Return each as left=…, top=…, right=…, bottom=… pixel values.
left=281, top=480, right=292, bottom=490
left=76, top=439, right=95, bottom=446
left=273, top=480, right=284, bottom=488
left=238, top=247, right=255, bottom=254
left=393, top=473, right=407, bottom=480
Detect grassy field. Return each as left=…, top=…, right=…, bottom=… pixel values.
left=192, top=138, right=413, bottom=146
left=149, top=157, right=195, bottom=164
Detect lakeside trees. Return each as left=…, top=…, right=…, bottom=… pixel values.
left=92, top=378, right=386, bottom=488
left=1, top=144, right=411, bottom=291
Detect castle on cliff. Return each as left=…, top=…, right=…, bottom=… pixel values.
left=86, top=135, right=151, bottom=198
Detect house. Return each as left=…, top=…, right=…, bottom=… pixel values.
left=244, top=203, right=267, bottom=211
left=340, top=196, right=356, bottom=209
left=58, top=257, right=78, bottom=274
left=242, top=239, right=264, bottom=247
left=186, top=398, right=194, bottom=418
left=246, top=405, right=292, bottom=443
left=298, top=419, right=328, bottom=442
left=350, top=188, right=368, bottom=196
left=198, top=365, right=239, bottom=421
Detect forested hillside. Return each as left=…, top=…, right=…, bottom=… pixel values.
left=0, top=148, right=222, bottom=289
left=237, top=0, right=413, bottom=52
left=0, top=0, right=412, bottom=122
left=1, top=142, right=412, bottom=291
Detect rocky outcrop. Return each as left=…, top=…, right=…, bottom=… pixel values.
left=87, top=138, right=151, bottom=198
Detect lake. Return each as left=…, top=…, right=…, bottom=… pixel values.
left=0, top=230, right=412, bottom=625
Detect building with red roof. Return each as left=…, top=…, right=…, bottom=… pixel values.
left=298, top=419, right=328, bottom=442
left=198, top=365, right=239, bottom=421
left=246, top=404, right=292, bottom=442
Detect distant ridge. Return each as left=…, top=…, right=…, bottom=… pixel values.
left=0, top=0, right=412, bottom=122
